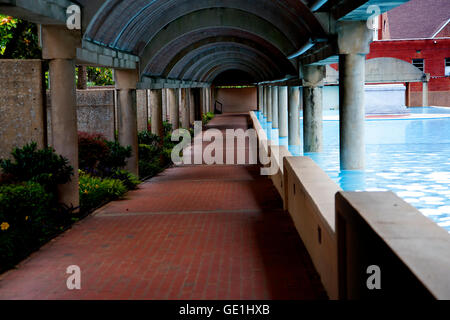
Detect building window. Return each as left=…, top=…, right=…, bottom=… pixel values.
left=412, top=59, right=424, bottom=72
left=446, top=58, right=450, bottom=76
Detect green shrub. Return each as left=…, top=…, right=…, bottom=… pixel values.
left=163, top=121, right=173, bottom=136
left=79, top=171, right=127, bottom=212
left=110, top=170, right=140, bottom=190
left=99, top=141, right=132, bottom=175
left=0, top=182, right=55, bottom=270
left=0, top=143, right=73, bottom=191
left=139, top=143, right=161, bottom=162
left=78, top=132, right=110, bottom=171
left=202, top=112, right=215, bottom=125
left=78, top=132, right=132, bottom=177
left=138, top=131, right=160, bottom=146
left=139, top=160, right=163, bottom=179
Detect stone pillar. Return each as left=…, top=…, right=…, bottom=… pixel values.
left=288, top=86, right=301, bottom=147
left=258, top=86, right=263, bottom=112
left=42, top=26, right=80, bottom=209
left=150, top=89, right=164, bottom=137
left=136, top=89, right=149, bottom=132
left=115, top=69, right=139, bottom=176
left=189, top=88, right=195, bottom=124
left=278, top=86, right=288, bottom=137
left=302, top=65, right=325, bottom=153
left=161, top=89, right=167, bottom=121
left=267, top=87, right=273, bottom=122
left=272, top=86, right=279, bottom=129
left=263, top=86, right=268, bottom=117
left=180, top=88, right=190, bottom=129
left=338, top=21, right=373, bottom=170
left=167, top=88, right=179, bottom=130
left=422, top=74, right=430, bottom=107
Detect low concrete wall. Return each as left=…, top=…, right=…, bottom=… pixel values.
left=47, top=88, right=116, bottom=143
left=336, top=192, right=450, bottom=299
left=283, top=156, right=340, bottom=300
left=0, top=60, right=45, bottom=160
left=250, top=111, right=450, bottom=299
left=250, top=111, right=340, bottom=299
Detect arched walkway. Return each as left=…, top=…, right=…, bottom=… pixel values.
left=0, top=113, right=327, bottom=300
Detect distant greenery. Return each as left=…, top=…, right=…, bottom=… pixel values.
left=85, top=67, right=114, bottom=86
left=0, top=15, right=41, bottom=59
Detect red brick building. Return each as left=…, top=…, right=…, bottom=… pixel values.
left=367, top=0, right=450, bottom=106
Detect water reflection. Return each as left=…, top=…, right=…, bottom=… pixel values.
left=257, top=108, right=450, bottom=232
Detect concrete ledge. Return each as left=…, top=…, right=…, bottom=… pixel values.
left=283, top=156, right=341, bottom=299
left=336, top=191, right=450, bottom=299
left=268, top=145, right=291, bottom=204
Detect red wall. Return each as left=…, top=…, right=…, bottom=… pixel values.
left=214, top=87, right=257, bottom=113
left=367, top=39, right=450, bottom=92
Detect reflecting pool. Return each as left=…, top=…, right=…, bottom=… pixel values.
left=257, top=107, right=450, bottom=232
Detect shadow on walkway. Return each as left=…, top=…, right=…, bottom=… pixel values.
left=0, top=113, right=327, bottom=300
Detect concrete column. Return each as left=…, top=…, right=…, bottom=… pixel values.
left=422, top=74, right=430, bottom=107
left=278, top=86, right=288, bottom=137
left=150, top=89, right=164, bottom=137
left=180, top=88, right=190, bottom=129
left=258, top=86, right=263, bottom=112
left=272, top=86, right=279, bottom=129
left=288, top=86, right=301, bottom=147
left=189, top=88, right=195, bottom=124
left=337, top=21, right=373, bottom=170
left=136, top=89, right=149, bottom=132
left=302, top=65, right=325, bottom=153
left=42, top=26, right=80, bottom=209
left=167, top=88, right=179, bottom=130
left=161, top=89, right=167, bottom=121
left=267, top=87, right=273, bottom=122
left=263, top=86, right=267, bottom=117
left=339, top=54, right=365, bottom=170
left=115, top=69, right=139, bottom=176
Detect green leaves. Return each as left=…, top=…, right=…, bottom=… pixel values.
left=0, top=142, right=74, bottom=191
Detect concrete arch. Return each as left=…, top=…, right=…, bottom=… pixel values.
left=82, top=0, right=324, bottom=54
left=202, top=64, right=265, bottom=83
left=365, top=57, right=427, bottom=83
left=191, top=58, right=269, bottom=82
left=178, top=49, right=280, bottom=81
left=139, top=8, right=297, bottom=77
left=166, top=42, right=287, bottom=78
left=145, top=29, right=296, bottom=76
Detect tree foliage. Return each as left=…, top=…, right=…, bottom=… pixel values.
left=0, top=14, right=41, bottom=59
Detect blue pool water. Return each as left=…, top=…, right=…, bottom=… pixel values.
left=257, top=108, right=450, bottom=232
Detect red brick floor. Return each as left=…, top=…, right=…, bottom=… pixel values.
left=0, top=113, right=327, bottom=300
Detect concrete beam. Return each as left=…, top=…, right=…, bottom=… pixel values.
left=138, top=76, right=210, bottom=90
left=76, top=40, right=139, bottom=69
left=0, top=0, right=74, bottom=25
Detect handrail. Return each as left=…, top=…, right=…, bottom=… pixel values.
left=214, top=100, right=223, bottom=114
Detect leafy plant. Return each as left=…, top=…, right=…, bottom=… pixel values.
left=202, top=112, right=215, bottom=125
left=98, top=141, right=132, bottom=175
left=86, top=67, right=114, bottom=86
left=139, top=160, right=163, bottom=179
left=78, top=132, right=110, bottom=171
left=0, top=143, right=73, bottom=191
left=0, top=15, right=41, bottom=59
left=109, top=170, right=140, bottom=190
left=79, top=171, right=127, bottom=212
left=138, top=131, right=160, bottom=146
left=0, top=182, right=55, bottom=271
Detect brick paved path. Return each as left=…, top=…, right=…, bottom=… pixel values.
left=0, top=113, right=327, bottom=300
